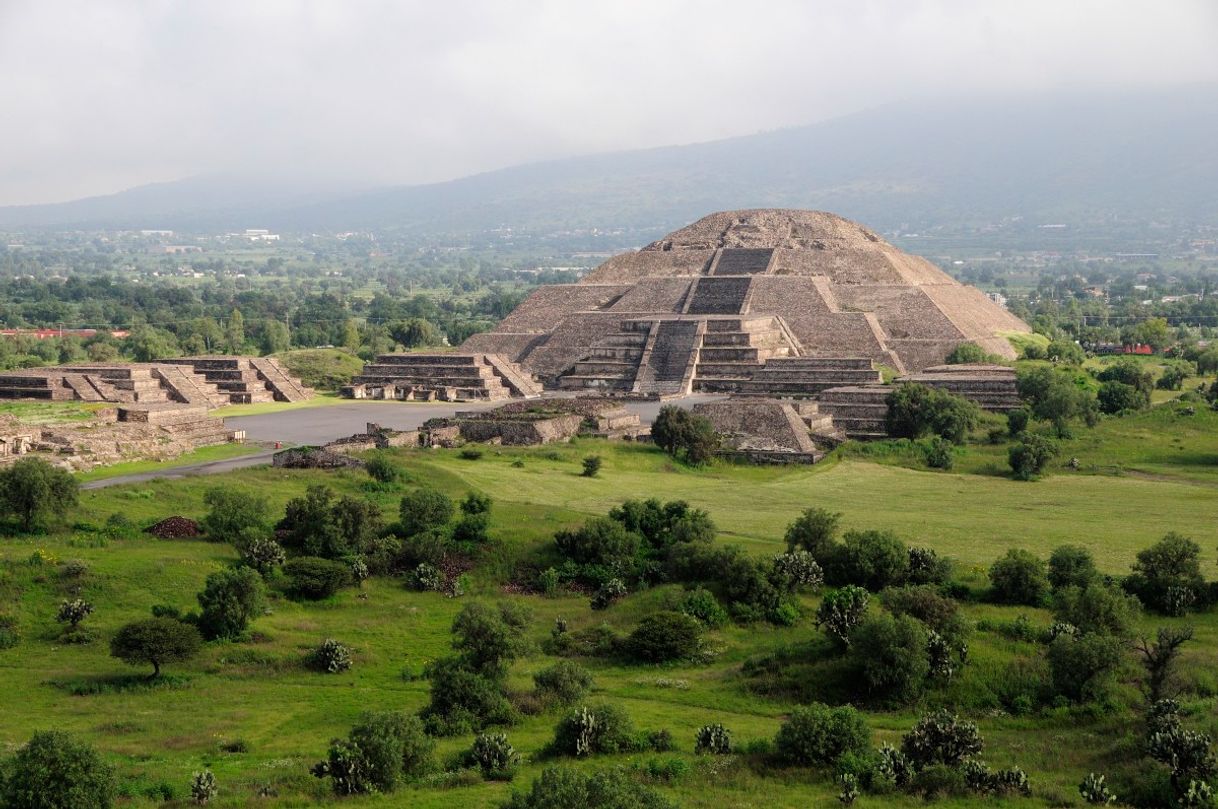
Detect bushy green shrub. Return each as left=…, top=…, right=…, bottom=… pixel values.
left=0, top=731, right=116, bottom=809
left=502, top=766, right=676, bottom=809
left=461, top=491, right=492, bottom=515
left=1079, top=771, right=1117, bottom=805
left=1052, top=583, right=1140, bottom=637
left=1047, top=632, right=1125, bottom=702
left=849, top=613, right=930, bottom=702
left=608, top=499, right=715, bottom=548
left=1007, top=407, right=1030, bottom=437
left=196, top=567, right=266, bottom=640
left=452, top=512, right=491, bottom=546
left=651, top=406, right=719, bottom=465
left=1125, top=532, right=1206, bottom=615
left=550, top=705, right=637, bottom=756
left=283, top=557, right=349, bottom=600
left=451, top=601, right=532, bottom=678
left=1009, top=433, right=1058, bottom=480
left=1098, top=380, right=1149, bottom=414
left=900, top=710, right=982, bottom=769
left=886, top=383, right=981, bottom=444
left=364, top=453, right=400, bottom=484
left=399, top=488, right=454, bottom=536
left=679, top=587, right=729, bottom=628
left=56, top=598, right=93, bottom=629
left=1048, top=544, right=1098, bottom=590
left=774, top=703, right=871, bottom=767
left=988, top=549, right=1049, bottom=606
left=882, top=585, right=968, bottom=643
left=816, top=586, right=870, bottom=647
left=422, top=657, right=516, bottom=735
left=694, top=724, right=732, bottom=755
left=581, top=456, right=602, bottom=478
left=771, top=549, right=824, bottom=591
left=905, top=547, right=952, bottom=585
left=312, top=711, right=434, bottom=794
left=201, top=486, right=267, bottom=549
left=784, top=507, right=841, bottom=561
left=533, top=660, right=593, bottom=706
left=827, top=530, right=908, bottom=590
left=554, top=518, right=640, bottom=570
left=0, top=456, right=79, bottom=533
left=627, top=611, right=702, bottom=663
left=0, top=613, right=19, bottom=650
left=280, top=486, right=384, bottom=560
left=923, top=437, right=954, bottom=470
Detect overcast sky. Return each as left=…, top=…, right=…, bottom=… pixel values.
left=2, top=0, right=1216, bottom=206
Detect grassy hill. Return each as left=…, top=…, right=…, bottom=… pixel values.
left=1, top=423, right=1217, bottom=806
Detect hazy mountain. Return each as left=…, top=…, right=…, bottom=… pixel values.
left=3, top=86, right=1216, bottom=238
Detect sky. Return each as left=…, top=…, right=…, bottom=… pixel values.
left=1, top=0, right=1217, bottom=206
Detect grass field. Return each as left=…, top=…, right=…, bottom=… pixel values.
left=2, top=433, right=1217, bottom=806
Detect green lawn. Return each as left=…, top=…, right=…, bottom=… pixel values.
left=0, top=439, right=1216, bottom=806
left=73, top=442, right=267, bottom=482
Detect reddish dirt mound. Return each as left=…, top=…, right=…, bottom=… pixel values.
left=146, top=516, right=201, bottom=539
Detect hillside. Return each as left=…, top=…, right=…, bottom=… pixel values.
left=2, top=86, right=1216, bottom=240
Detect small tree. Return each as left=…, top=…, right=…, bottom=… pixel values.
left=1048, top=545, right=1098, bottom=591
left=241, top=537, right=285, bottom=575
left=533, top=660, right=593, bottom=705
left=829, top=529, right=908, bottom=590
left=784, top=507, right=841, bottom=561
left=1052, top=583, right=1141, bottom=637
left=399, top=488, right=454, bottom=536
left=0, top=730, right=116, bottom=809
left=627, top=611, right=702, bottom=663
left=1009, top=433, right=1058, bottom=480
left=989, top=549, right=1050, bottom=606
left=816, top=586, right=870, bottom=647
left=0, top=456, right=78, bottom=532
left=451, top=601, right=532, bottom=679
left=110, top=617, right=203, bottom=677
left=900, top=710, right=983, bottom=770
left=581, top=456, right=602, bottom=478
left=56, top=598, right=94, bottom=629
left=201, top=486, right=268, bottom=549
left=1126, top=533, right=1205, bottom=615
left=1135, top=626, right=1194, bottom=703
left=850, top=613, right=931, bottom=703
left=313, top=711, right=434, bottom=795
left=503, top=766, right=675, bottom=809
left=1047, top=633, right=1125, bottom=703
left=196, top=567, right=266, bottom=640
left=774, top=703, right=871, bottom=767
left=651, top=406, right=720, bottom=465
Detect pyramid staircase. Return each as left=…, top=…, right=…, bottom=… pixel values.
left=160, top=357, right=315, bottom=404
left=347, top=353, right=538, bottom=401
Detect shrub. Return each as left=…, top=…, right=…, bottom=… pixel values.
left=1007, top=407, right=1030, bottom=437
left=816, top=586, right=870, bottom=647
left=283, top=557, right=349, bottom=600
left=422, top=657, right=516, bottom=735
left=1157, top=363, right=1191, bottom=391
left=0, top=456, right=78, bottom=532
left=1017, top=365, right=1098, bottom=436
left=627, top=611, right=702, bottom=663
left=886, top=384, right=981, bottom=444
left=651, top=405, right=720, bottom=465
left=461, top=491, right=493, bottom=515
left=1009, top=433, right=1058, bottom=480
left=0, top=613, right=18, bottom=650
left=590, top=578, right=627, bottom=611
left=828, top=530, right=908, bottom=590
left=196, top=567, right=266, bottom=640
left=533, top=660, right=593, bottom=706
left=608, top=498, right=715, bottom=549
left=771, top=550, right=824, bottom=591
left=241, top=537, right=285, bottom=575
left=1098, top=380, right=1149, bottom=414
left=581, top=456, right=602, bottom=478
left=944, top=342, right=993, bottom=364
left=900, top=710, right=983, bottom=769
left=312, top=711, right=434, bottom=795
left=308, top=639, right=353, bottom=673
left=555, top=518, right=640, bottom=571
left=102, top=513, right=136, bottom=539
left=110, top=617, right=203, bottom=677
left=849, top=614, right=930, bottom=702
left=694, top=724, right=732, bottom=755
left=1125, top=532, right=1206, bottom=615
left=1096, top=359, right=1154, bottom=397
left=415, top=562, right=445, bottom=591
left=280, top=486, right=384, bottom=560
left=1052, top=583, right=1141, bottom=637
left=200, top=486, right=267, bottom=548
left=1048, top=632, right=1125, bottom=702
left=189, top=770, right=217, bottom=804
left=451, top=601, right=532, bottom=678
left=0, top=730, right=116, bottom=809
left=550, top=704, right=637, bottom=756
left=1048, top=544, right=1098, bottom=590
left=502, top=766, right=676, bottom=809
left=364, top=454, right=400, bottom=484
left=1046, top=339, right=1086, bottom=364
left=56, top=598, right=94, bottom=628
left=923, top=436, right=954, bottom=470
left=774, top=703, right=871, bottom=768
left=988, top=549, right=1049, bottom=606
left=399, top=488, right=454, bottom=536
left=468, top=732, right=519, bottom=780
left=905, top=547, right=952, bottom=585
left=679, top=587, right=729, bottom=628
left=453, top=512, right=491, bottom=546
left=784, top=507, right=842, bottom=560
left=881, top=585, right=968, bottom=643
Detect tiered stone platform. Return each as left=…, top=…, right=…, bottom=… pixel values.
left=729, top=357, right=882, bottom=397
left=0, top=362, right=255, bottom=408
left=420, top=398, right=645, bottom=446
left=816, top=386, right=892, bottom=439
left=343, top=353, right=539, bottom=402
left=899, top=364, right=1021, bottom=412
left=692, top=397, right=830, bottom=463
left=159, top=356, right=314, bottom=404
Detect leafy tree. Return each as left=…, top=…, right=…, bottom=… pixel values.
left=784, top=507, right=841, bottom=561
left=774, top=703, right=871, bottom=767
left=988, top=549, right=1050, bottom=606
left=422, top=656, right=516, bottom=735
left=1097, top=380, right=1148, bottom=414
left=196, top=567, right=266, bottom=640
left=1052, top=583, right=1141, bottom=637
left=259, top=320, right=291, bottom=355
left=280, top=485, right=383, bottom=559
left=1048, top=545, right=1099, bottom=591
left=650, top=406, right=719, bottom=465
left=503, top=765, right=676, bottom=809
left=1096, top=359, right=1154, bottom=396
left=124, top=325, right=180, bottom=362
left=387, top=318, right=442, bottom=348
left=1045, top=340, right=1086, bottom=364
left=1135, top=626, right=1194, bottom=703
left=312, top=711, right=434, bottom=795
left=109, top=617, right=203, bottom=677
left=201, top=487, right=268, bottom=549
left=283, top=557, right=350, bottom=600
left=1016, top=366, right=1097, bottom=437
left=827, top=529, right=909, bottom=590
left=451, top=601, right=532, bottom=679
left=1156, top=362, right=1190, bottom=391
left=1047, top=633, right=1125, bottom=702
left=1125, top=533, right=1206, bottom=615
left=816, top=586, right=870, bottom=647
left=881, top=585, right=969, bottom=644
left=399, top=488, right=454, bottom=536
left=224, top=308, right=245, bottom=353
left=886, top=384, right=981, bottom=444
left=1008, top=433, right=1058, bottom=480
left=461, top=491, right=493, bottom=515
left=627, top=611, right=702, bottom=663
left=608, top=498, right=715, bottom=549
left=1006, top=407, right=1030, bottom=437
left=554, top=517, right=640, bottom=570
left=850, top=613, right=931, bottom=702
left=0, top=730, right=116, bottom=809
left=0, top=456, right=78, bottom=532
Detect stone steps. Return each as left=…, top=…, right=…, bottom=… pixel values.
left=346, top=353, right=521, bottom=401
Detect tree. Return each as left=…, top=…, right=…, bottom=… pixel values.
left=1125, top=533, right=1205, bottom=615
left=627, top=611, right=702, bottom=663
left=0, top=456, right=78, bottom=532
left=503, top=766, right=676, bottom=809
left=774, top=703, right=871, bottom=767
left=828, top=529, right=909, bottom=590
left=312, top=711, right=434, bottom=795
left=1135, top=626, right=1194, bottom=703
left=109, top=617, right=203, bottom=677
left=1052, top=583, right=1141, bottom=637
left=387, top=318, right=441, bottom=349
left=196, top=567, right=266, bottom=640
left=988, top=549, right=1049, bottom=606
left=1016, top=366, right=1097, bottom=437
left=886, top=384, right=981, bottom=444
left=224, top=308, right=245, bottom=354
left=1008, top=433, right=1058, bottom=480
left=554, top=517, right=640, bottom=570
left=259, top=320, right=290, bottom=355
left=200, top=486, right=268, bottom=549
left=850, top=613, right=931, bottom=702
left=399, top=488, right=454, bottom=536
left=0, top=730, right=116, bottom=809
left=123, top=325, right=180, bottom=362
left=1048, top=633, right=1124, bottom=702
left=281, top=486, right=383, bottom=559
left=945, top=342, right=995, bottom=364
left=1097, top=380, right=1148, bottom=414
left=1048, top=545, right=1098, bottom=591
left=451, top=601, right=532, bottom=679
left=581, top=456, right=602, bottom=478
left=650, top=405, right=719, bottom=465
left=784, top=507, right=841, bottom=561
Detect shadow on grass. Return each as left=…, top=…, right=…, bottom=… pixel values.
left=47, top=672, right=192, bottom=696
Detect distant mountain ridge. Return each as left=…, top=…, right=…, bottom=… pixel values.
left=3, top=86, right=1216, bottom=238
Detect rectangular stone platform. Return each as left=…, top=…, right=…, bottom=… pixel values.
left=344, top=353, right=539, bottom=402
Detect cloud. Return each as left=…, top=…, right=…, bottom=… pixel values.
left=1, top=0, right=1216, bottom=205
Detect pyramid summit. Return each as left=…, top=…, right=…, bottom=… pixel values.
left=348, top=210, right=1029, bottom=401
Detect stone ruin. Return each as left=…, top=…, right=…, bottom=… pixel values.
left=0, top=357, right=312, bottom=408
left=692, top=398, right=835, bottom=464
left=416, top=398, right=646, bottom=447
left=324, top=423, right=421, bottom=454
left=344, top=209, right=1027, bottom=405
